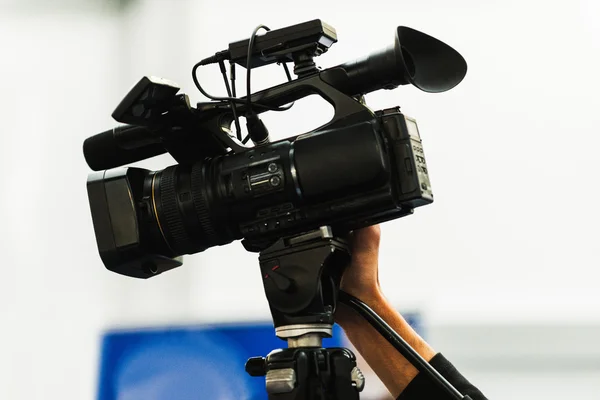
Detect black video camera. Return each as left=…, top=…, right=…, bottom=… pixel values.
left=83, top=20, right=467, bottom=279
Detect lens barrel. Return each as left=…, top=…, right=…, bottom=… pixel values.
left=153, top=163, right=225, bottom=256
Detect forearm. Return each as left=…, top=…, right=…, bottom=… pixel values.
left=337, top=289, right=436, bottom=398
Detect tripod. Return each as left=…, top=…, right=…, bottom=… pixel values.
left=245, top=226, right=472, bottom=400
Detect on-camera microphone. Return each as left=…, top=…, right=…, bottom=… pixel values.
left=83, top=125, right=167, bottom=171
left=200, top=20, right=336, bottom=69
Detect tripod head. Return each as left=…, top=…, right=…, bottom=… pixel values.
left=258, top=226, right=348, bottom=336
left=246, top=226, right=364, bottom=399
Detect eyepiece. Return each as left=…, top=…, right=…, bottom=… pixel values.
left=324, top=26, right=467, bottom=96
left=395, top=26, right=467, bottom=93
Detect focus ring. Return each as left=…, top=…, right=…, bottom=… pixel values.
left=191, top=162, right=219, bottom=245
left=158, top=166, right=192, bottom=254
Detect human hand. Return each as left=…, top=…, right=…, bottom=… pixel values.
left=336, top=225, right=384, bottom=327
left=340, top=224, right=382, bottom=300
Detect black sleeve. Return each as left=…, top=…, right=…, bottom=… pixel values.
left=397, top=353, right=487, bottom=400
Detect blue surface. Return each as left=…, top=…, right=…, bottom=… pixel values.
left=97, top=314, right=422, bottom=400
left=97, top=323, right=345, bottom=400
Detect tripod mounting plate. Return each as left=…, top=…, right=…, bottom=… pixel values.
left=276, top=324, right=332, bottom=340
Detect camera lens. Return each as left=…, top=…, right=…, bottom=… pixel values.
left=151, top=161, right=233, bottom=257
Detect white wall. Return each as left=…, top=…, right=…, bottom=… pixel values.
left=0, top=6, right=122, bottom=400
left=1, top=0, right=599, bottom=399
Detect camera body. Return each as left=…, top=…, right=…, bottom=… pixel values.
left=87, top=106, right=430, bottom=278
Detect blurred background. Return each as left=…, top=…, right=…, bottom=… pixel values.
left=1, top=0, right=600, bottom=398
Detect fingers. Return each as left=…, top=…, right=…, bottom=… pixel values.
left=351, top=224, right=381, bottom=254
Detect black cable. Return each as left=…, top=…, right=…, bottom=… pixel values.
left=192, top=34, right=296, bottom=114
left=246, top=25, right=270, bottom=115
left=220, top=61, right=233, bottom=97
left=230, top=61, right=237, bottom=98
left=219, top=60, right=242, bottom=140
left=241, top=27, right=296, bottom=144
left=192, top=26, right=298, bottom=145
left=337, top=291, right=469, bottom=400
left=243, top=25, right=272, bottom=145
left=192, top=62, right=283, bottom=111
left=275, top=62, right=294, bottom=111
left=192, top=61, right=245, bottom=105
left=282, top=62, right=292, bottom=81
